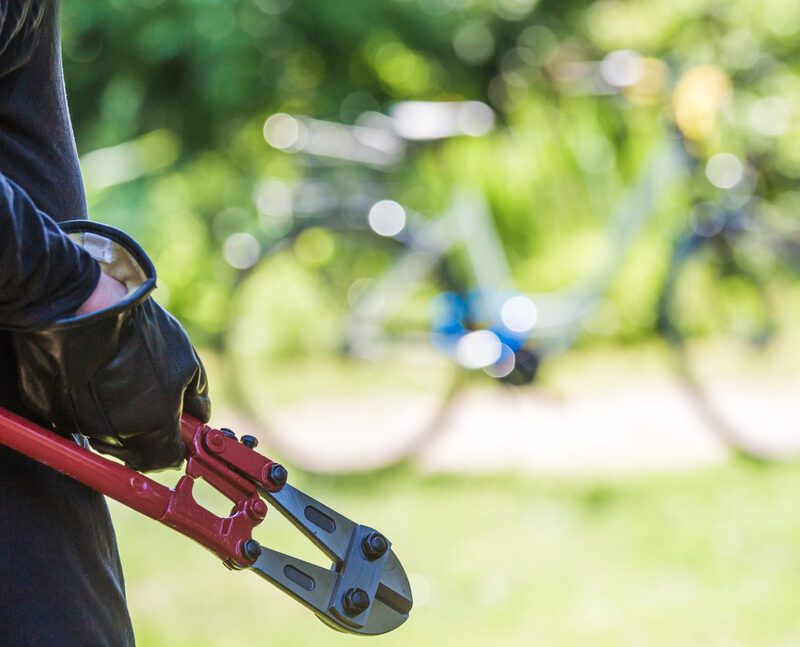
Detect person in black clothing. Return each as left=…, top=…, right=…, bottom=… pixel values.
left=0, top=1, right=210, bottom=644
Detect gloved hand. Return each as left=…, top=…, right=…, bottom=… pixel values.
left=12, top=220, right=210, bottom=471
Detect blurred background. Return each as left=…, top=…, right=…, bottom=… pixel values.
left=62, top=0, right=800, bottom=644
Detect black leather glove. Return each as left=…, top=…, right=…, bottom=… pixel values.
left=12, top=220, right=210, bottom=471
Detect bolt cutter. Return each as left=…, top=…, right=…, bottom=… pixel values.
left=0, top=407, right=412, bottom=635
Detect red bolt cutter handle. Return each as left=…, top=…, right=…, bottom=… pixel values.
left=0, top=407, right=280, bottom=568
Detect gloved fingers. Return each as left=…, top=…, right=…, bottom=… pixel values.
left=88, top=428, right=187, bottom=472
left=182, top=350, right=211, bottom=423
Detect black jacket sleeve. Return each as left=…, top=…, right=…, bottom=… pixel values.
left=0, top=172, right=100, bottom=330
left=0, top=0, right=45, bottom=77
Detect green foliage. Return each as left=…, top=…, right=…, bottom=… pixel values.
left=63, top=0, right=800, bottom=348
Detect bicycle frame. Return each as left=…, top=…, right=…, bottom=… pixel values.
left=260, top=102, right=690, bottom=379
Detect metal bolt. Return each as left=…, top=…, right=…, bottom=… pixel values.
left=267, top=463, right=288, bottom=487
left=220, top=428, right=237, bottom=439
left=241, top=539, right=262, bottom=561
left=206, top=431, right=225, bottom=451
left=246, top=499, right=268, bottom=521
left=240, top=434, right=258, bottom=449
left=342, top=588, right=370, bottom=617
left=361, top=532, right=389, bottom=560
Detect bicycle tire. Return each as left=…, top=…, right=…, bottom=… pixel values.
left=658, top=217, right=800, bottom=461
left=223, top=227, right=463, bottom=473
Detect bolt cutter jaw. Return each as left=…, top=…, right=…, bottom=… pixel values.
left=251, top=478, right=413, bottom=634
left=248, top=542, right=412, bottom=635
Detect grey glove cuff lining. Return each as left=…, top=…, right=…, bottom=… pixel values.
left=65, top=232, right=148, bottom=296
left=48, top=220, right=158, bottom=330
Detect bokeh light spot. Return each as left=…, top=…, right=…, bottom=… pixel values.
left=706, top=153, right=743, bottom=189
left=223, top=233, right=260, bottom=269
left=452, top=20, right=495, bottom=65
left=672, top=66, right=732, bottom=141
left=483, top=345, right=516, bottom=378
left=368, top=200, right=406, bottom=237
left=264, top=113, right=302, bottom=150
left=501, top=295, right=538, bottom=332
left=391, top=101, right=494, bottom=140
left=599, top=49, right=644, bottom=88
left=373, top=42, right=431, bottom=95
left=456, top=330, right=503, bottom=369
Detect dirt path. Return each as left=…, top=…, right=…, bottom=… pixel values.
left=214, top=355, right=800, bottom=475
left=413, top=379, right=727, bottom=475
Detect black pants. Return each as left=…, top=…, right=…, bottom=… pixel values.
left=0, top=333, right=135, bottom=646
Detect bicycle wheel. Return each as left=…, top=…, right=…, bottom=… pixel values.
left=659, top=214, right=800, bottom=460
left=223, top=227, right=462, bottom=472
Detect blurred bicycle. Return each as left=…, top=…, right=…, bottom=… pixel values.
left=223, top=57, right=800, bottom=471
left=223, top=99, right=690, bottom=471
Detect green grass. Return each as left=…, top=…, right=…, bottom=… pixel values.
left=111, top=460, right=800, bottom=646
